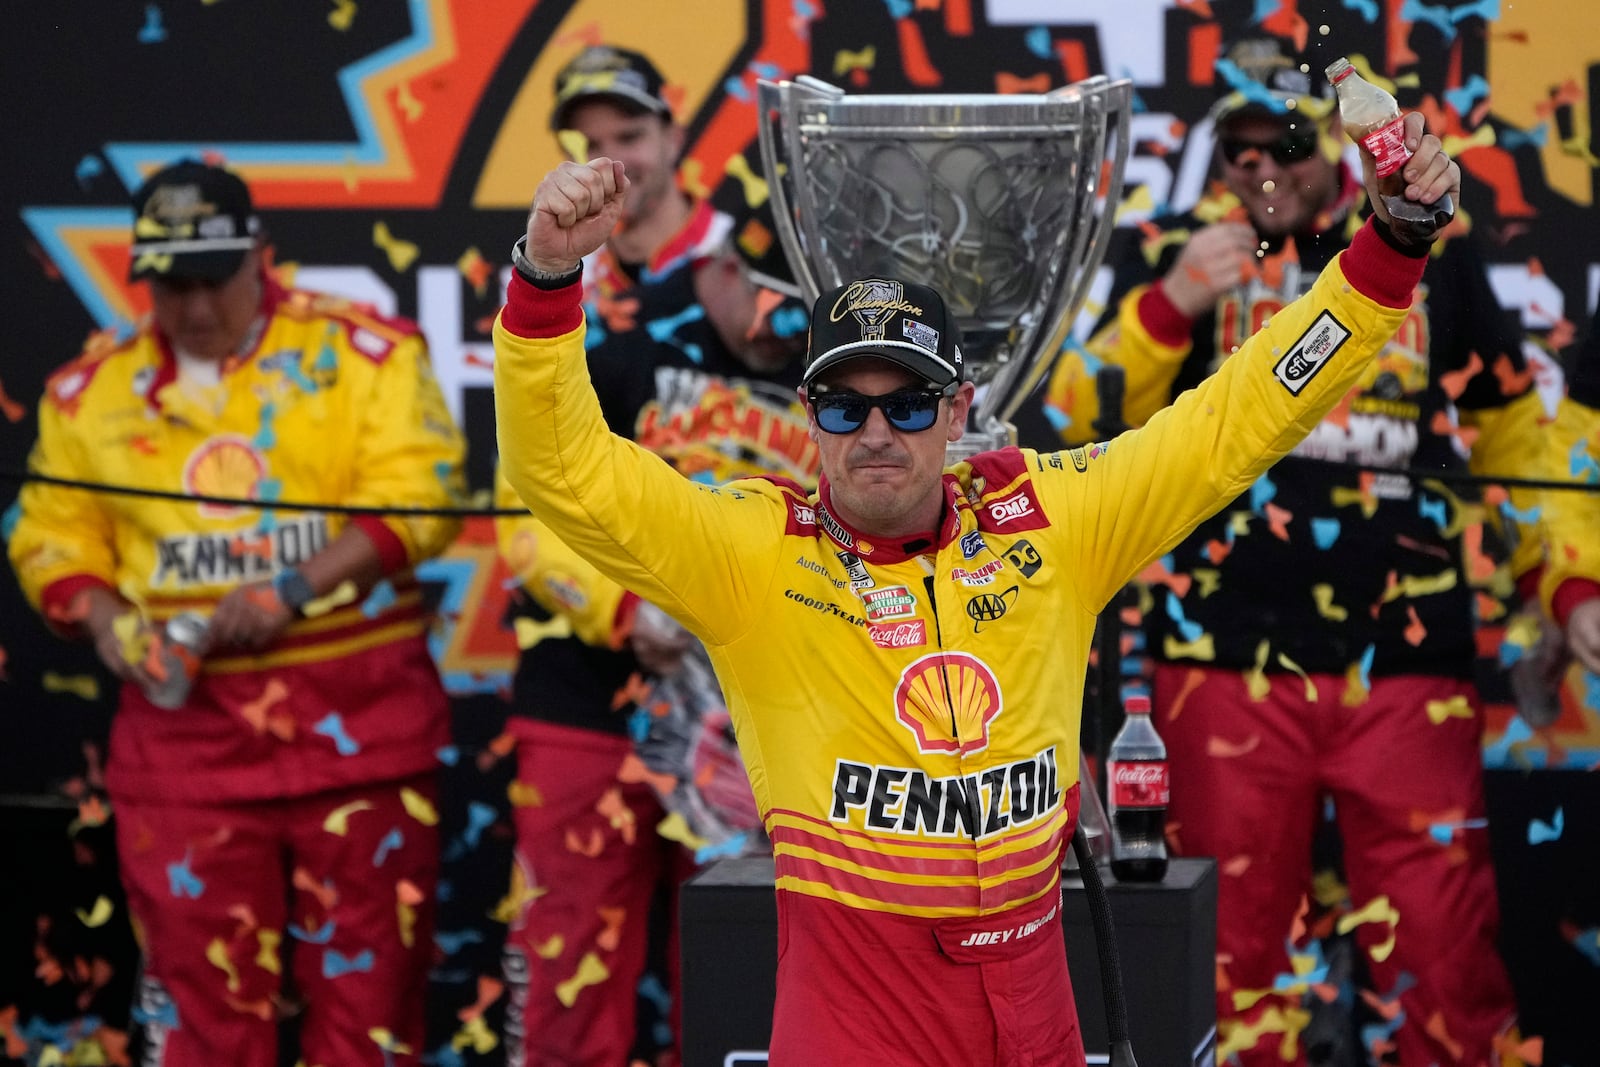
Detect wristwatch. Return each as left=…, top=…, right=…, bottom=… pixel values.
left=272, top=567, right=316, bottom=617
left=512, top=235, right=583, bottom=289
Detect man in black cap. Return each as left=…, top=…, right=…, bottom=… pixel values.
left=9, top=158, right=465, bottom=1066
left=549, top=45, right=729, bottom=304
left=1040, top=34, right=1534, bottom=1065
left=492, top=112, right=1459, bottom=1064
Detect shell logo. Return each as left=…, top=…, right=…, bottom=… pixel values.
left=893, top=652, right=1003, bottom=756
left=182, top=435, right=267, bottom=518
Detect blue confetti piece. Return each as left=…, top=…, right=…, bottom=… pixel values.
left=1041, top=404, right=1071, bottom=433
left=1, top=500, right=23, bottom=543
left=1023, top=27, right=1053, bottom=60
left=424, top=1045, right=466, bottom=1067
left=137, top=4, right=167, bottom=43
left=435, top=745, right=460, bottom=766
left=793, top=0, right=816, bottom=17
left=75, top=155, right=105, bottom=188
left=723, top=75, right=751, bottom=103
left=166, top=851, right=204, bottom=899
left=1498, top=123, right=1549, bottom=151
left=1428, top=816, right=1485, bottom=845
left=433, top=929, right=485, bottom=955
left=771, top=305, right=809, bottom=338
left=582, top=319, right=608, bottom=349
left=638, top=972, right=672, bottom=1011
left=434, top=459, right=454, bottom=485
left=645, top=304, right=707, bottom=345
left=130, top=995, right=179, bottom=1030
left=1356, top=644, right=1376, bottom=693
left=1340, top=0, right=1380, bottom=21
left=1571, top=441, right=1600, bottom=483
left=1418, top=494, right=1448, bottom=531
left=1569, top=926, right=1600, bottom=968
left=1528, top=806, right=1564, bottom=845
left=1484, top=714, right=1533, bottom=765
left=1164, top=590, right=1203, bottom=642
left=653, top=1021, right=674, bottom=1047
left=288, top=920, right=337, bottom=944
left=1499, top=499, right=1541, bottom=525
left=252, top=401, right=278, bottom=451
left=883, top=0, right=913, bottom=17
left=462, top=801, right=497, bottom=849
left=695, top=831, right=750, bottom=865
left=322, top=947, right=375, bottom=979
left=1271, top=938, right=1329, bottom=989
left=628, top=707, right=652, bottom=742
left=313, top=711, right=362, bottom=756
left=1400, top=0, right=1455, bottom=37
left=373, top=826, right=404, bottom=867
left=362, top=579, right=397, bottom=619
left=1443, top=74, right=1490, bottom=119
left=1215, top=59, right=1289, bottom=114
left=749, top=60, right=782, bottom=79
left=1249, top=474, right=1277, bottom=514
left=1498, top=641, right=1524, bottom=669
left=1311, top=517, right=1341, bottom=549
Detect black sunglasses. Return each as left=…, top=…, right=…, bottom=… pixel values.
left=1218, top=126, right=1321, bottom=167
left=807, top=384, right=954, bottom=435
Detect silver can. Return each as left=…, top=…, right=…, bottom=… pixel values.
left=143, top=611, right=211, bottom=710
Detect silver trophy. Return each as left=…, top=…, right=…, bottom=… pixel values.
left=757, top=74, right=1133, bottom=456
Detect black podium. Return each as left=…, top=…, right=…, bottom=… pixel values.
left=681, top=855, right=1217, bottom=1067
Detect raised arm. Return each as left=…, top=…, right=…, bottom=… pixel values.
left=493, top=160, right=786, bottom=646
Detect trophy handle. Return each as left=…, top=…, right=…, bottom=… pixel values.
left=757, top=77, right=835, bottom=305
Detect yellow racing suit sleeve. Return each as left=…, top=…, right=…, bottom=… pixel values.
left=1037, top=224, right=1425, bottom=614
left=1045, top=284, right=1193, bottom=444
left=7, top=375, right=119, bottom=618
left=492, top=279, right=787, bottom=647
left=1538, top=394, right=1600, bottom=617
left=1460, top=388, right=1553, bottom=583
left=346, top=335, right=466, bottom=566
left=493, top=464, right=631, bottom=649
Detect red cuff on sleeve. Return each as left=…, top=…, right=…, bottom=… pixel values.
left=41, top=575, right=117, bottom=635
left=610, top=591, right=642, bottom=651
left=1138, top=282, right=1196, bottom=347
left=1516, top=566, right=1543, bottom=605
left=1552, top=578, right=1600, bottom=629
left=351, top=516, right=411, bottom=574
left=500, top=270, right=583, bottom=339
left=1338, top=219, right=1428, bottom=310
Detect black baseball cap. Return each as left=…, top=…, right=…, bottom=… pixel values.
left=551, top=45, right=672, bottom=130
left=1208, top=36, right=1336, bottom=127
left=802, top=278, right=965, bottom=388
left=128, top=160, right=260, bottom=282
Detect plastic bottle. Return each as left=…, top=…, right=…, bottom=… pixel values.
left=1107, top=693, right=1169, bottom=883
left=1325, top=56, right=1454, bottom=243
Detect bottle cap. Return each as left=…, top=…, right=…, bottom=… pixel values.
left=1124, top=694, right=1152, bottom=715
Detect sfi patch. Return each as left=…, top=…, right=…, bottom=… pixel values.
left=1274, top=311, right=1350, bottom=395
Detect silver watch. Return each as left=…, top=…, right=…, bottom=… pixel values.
left=512, top=235, right=581, bottom=285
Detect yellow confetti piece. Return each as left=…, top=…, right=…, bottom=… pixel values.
left=257, top=929, right=281, bottom=975
left=722, top=152, right=769, bottom=208
left=679, top=157, right=710, bottom=200
left=1227, top=511, right=1252, bottom=537
left=452, top=1015, right=499, bottom=1054
left=36, top=1048, right=65, bottom=1067
left=1381, top=570, right=1458, bottom=603
left=1139, top=227, right=1190, bottom=268
left=372, top=222, right=420, bottom=273
left=1560, top=134, right=1600, bottom=167
left=656, top=811, right=710, bottom=851
left=534, top=934, right=565, bottom=960
left=1275, top=652, right=1318, bottom=703
left=1163, top=634, right=1215, bottom=662
left=508, top=780, right=544, bottom=808
left=111, top=611, right=148, bottom=667
left=1441, top=125, right=1497, bottom=156
left=368, top=1028, right=412, bottom=1054
left=1311, top=870, right=1348, bottom=909
left=554, top=952, right=610, bottom=1007
left=76, top=895, right=114, bottom=928
left=556, top=129, right=589, bottom=163
left=1369, top=929, right=1397, bottom=963
left=1191, top=568, right=1221, bottom=598
left=41, top=672, right=100, bottom=702
left=322, top=799, right=375, bottom=836
left=1503, top=612, right=1543, bottom=649
left=1330, top=484, right=1380, bottom=519
left=1341, top=660, right=1370, bottom=708
left=395, top=82, right=424, bottom=122
left=1114, top=184, right=1156, bottom=226
left=492, top=863, right=547, bottom=925
left=1425, top=695, right=1474, bottom=725
left=1244, top=640, right=1271, bottom=702
left=1217, top=1005, right=1312, bottom=1060
left=397, top=898, right=417, bottom=949
left=400, top=787, right=438, bottom=826
left=328, top=0, right=357, bottom=32
left=1337, top=894, right=1399, bottom=938
left=1311, top=584, right=1347, bottom=622
left=514, top=614, right=574, bottom=649
left=207, top=937, right=241, bottom=993
left=301, top=580, right=359, bottom=619
left=832, top=45, right=876, bottom=76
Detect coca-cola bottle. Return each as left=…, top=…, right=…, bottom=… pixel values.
left=1107, top=694, right=1169, bottom=883
left=1325, top=56, right=1454, bottom=243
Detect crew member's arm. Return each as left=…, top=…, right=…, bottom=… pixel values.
left=1538, top=320, right=1600, bottom=673
left=209, top=334, right=467, bottom=649
left=1044, top=115, right=1456, bottom=612
left=1045, top=220, right=1257, bottom=442
left=8, top=372, right=152, bottom=682
left=492, top=159, right=783, bottom=646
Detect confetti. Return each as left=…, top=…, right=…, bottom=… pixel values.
left=373, top=222, right=420, bottom=273
left=1527, top=807, right=1564, bottom=845
left=400, top=786, right=439, bottom=826
left=554, top=952, right=609, bottom=1007
left=323, top=799, right=375, bottom=836
left=137, top=4, right=167, bottom=44
left=323, top=948, right=375, bottom=979
left=328, top=0, right=357, bottom=31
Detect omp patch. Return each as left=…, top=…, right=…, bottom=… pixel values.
left=1274, top=311, right=1351, bottom=395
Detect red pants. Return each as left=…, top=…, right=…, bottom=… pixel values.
left=771, top=891, right=1084, bottom=1067
left=114, top=773, right=438, bottom=1066
left=503, top=720, right=693, bottom=1067
left=1157, top=665, right=1516, bottom=1066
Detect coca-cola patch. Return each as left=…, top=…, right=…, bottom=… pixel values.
left=1109, top=761, right=1170, bottom=809
left=869, top=619, right=927, bottom=649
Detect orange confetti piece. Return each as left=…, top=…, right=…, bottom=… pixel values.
left=595, top=905, right=626, bottom=953
left=1264, top=502, right=1292, bottom=541
left=239, top=678, right=290, bottom=736
left=612, top=671, right=652, bottom=712
left=457, top=975, right=505, bottom=1022
left=292, top=867, right=338, bottom=912
left=996, top=71, right=1051, bottom=94
left=1439, top=352, right=1483, bottom=400
left=1403, top=605, right=1427, bottom=646
left=1206, top=733, right=1261, bottom=759
left=1054, top=39, right=1089, bottom=84
left=618, top=752, right=680, bottom=798
left=1492, top=353, right=1534, bottom=395
left=396, top=878, right=425, bottom=906
left=0, top=377, right=27, bottom=423
left=1424, top=1012, right=1465, bottom=1063
left=457, top=247, right=493, bottom=298
left=564, top=827, right=604, bottom=857
left=1222, top=855, right=1252, bottom=878
left=895, top=16, right=942, bottom=87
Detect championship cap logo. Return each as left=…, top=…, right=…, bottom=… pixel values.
left=894, top=651, right=1003, bottom=756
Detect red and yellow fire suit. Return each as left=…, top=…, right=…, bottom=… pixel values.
left=9, top=276, right=464, bottom=1066
left=493, top=220, right=1428, bottom=1066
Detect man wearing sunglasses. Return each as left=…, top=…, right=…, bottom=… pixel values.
left=1041, top=34, right=1539, bottom=1065
left=493, top=109, right=1457, bottom=1065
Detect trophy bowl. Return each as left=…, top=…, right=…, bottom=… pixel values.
left=757, top=74, right=1132, bottom=455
